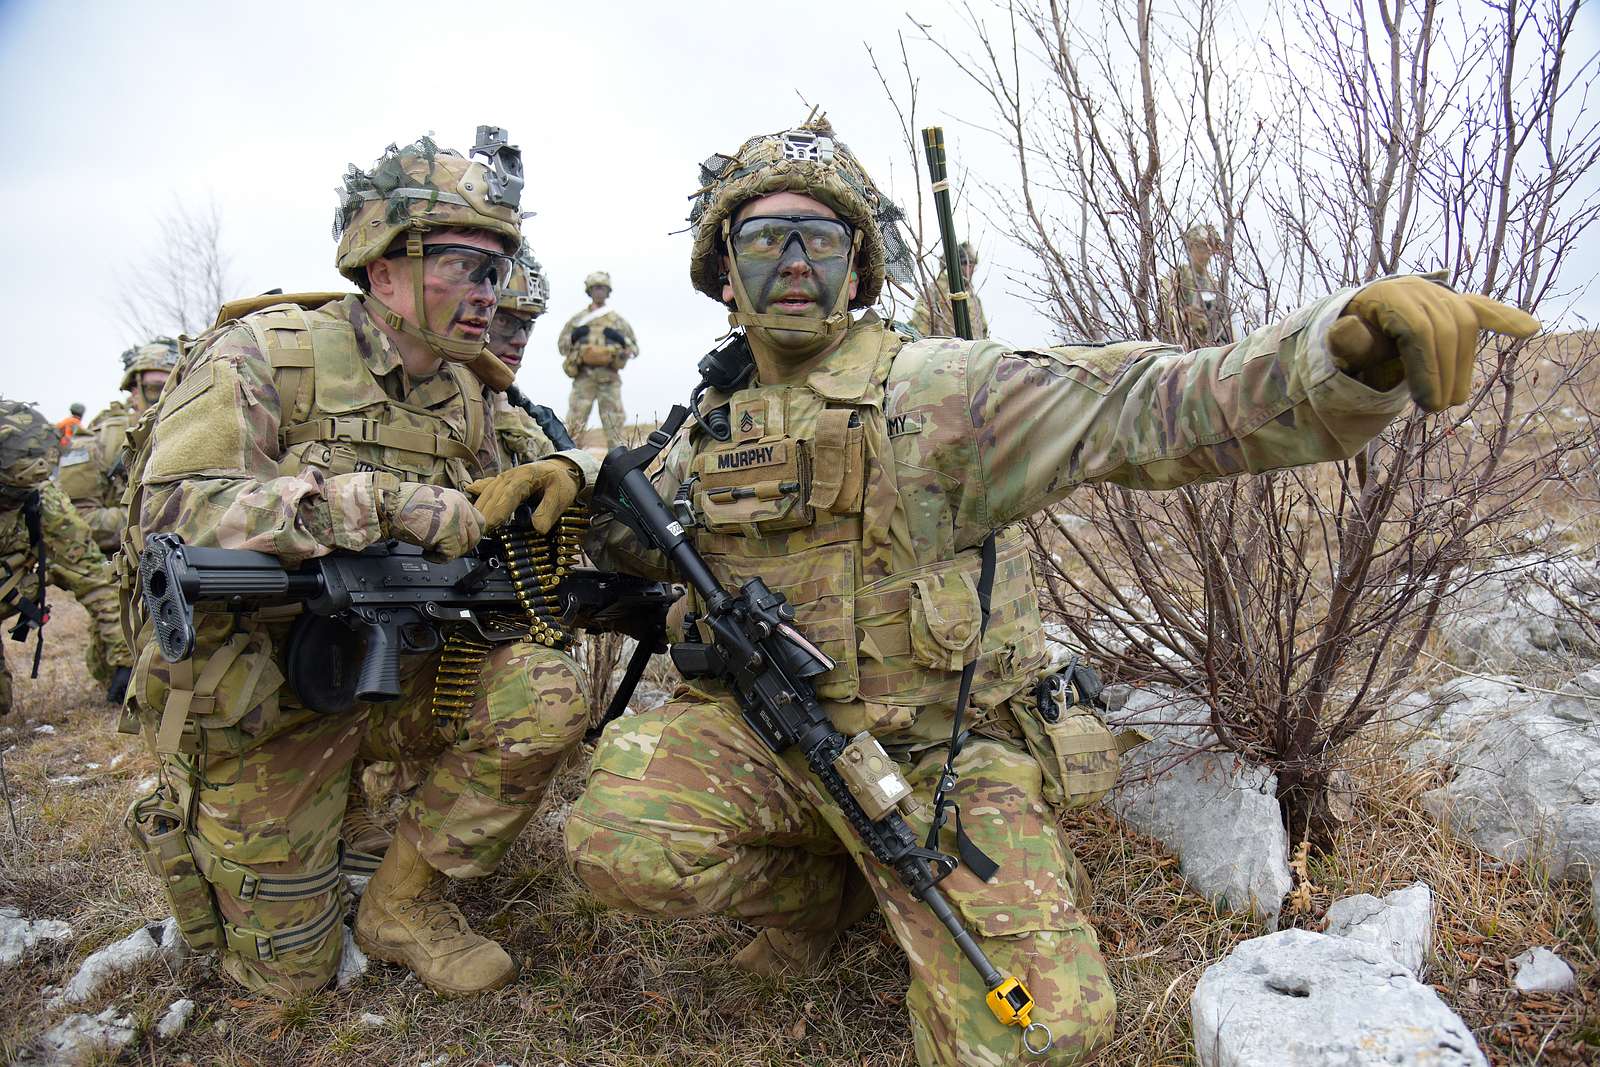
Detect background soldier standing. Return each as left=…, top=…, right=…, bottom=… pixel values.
left=1161, top=222, right=1230, bottom=346
left=563, top=117, right=1538, bottom=1066
left=0, top=399, right=132, bottom=714
left=909, top=239, right=988, bottom=339
left=558, top=270, right=637, bottom=447
left=58, top=338, right=178, bottom=555
left=55, top=403, right=86, bottom=448
left=122, top=130, right=597, bottom=999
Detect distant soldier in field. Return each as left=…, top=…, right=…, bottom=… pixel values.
left=910, top=239, right=988, bottom=339
left=558, top=270, right=637, bottom=447
left=1161, top=223, right=1230, bottom=346
left=0, top=399, right=133, bottom=714
left=58, top=338, right=178, bottom=555
left=56, top=403, right=86, bottom=448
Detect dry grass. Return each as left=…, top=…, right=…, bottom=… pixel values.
left=1, top=601, right=1595, bottom=1065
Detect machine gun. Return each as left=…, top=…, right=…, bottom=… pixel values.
left=139, top=528, right=678, bottom=715
left=589, top=407, right=1054, bottom=1056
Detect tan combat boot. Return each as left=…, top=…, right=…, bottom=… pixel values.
left=354, top=834, right=516, bottom=996
left=340, top=784, right=392, bottom=878
left=731, top=865, right=879, bottom=978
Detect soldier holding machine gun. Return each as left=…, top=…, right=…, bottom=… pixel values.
left=119, top=128, right=612, bottom=999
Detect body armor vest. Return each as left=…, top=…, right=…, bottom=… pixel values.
left=117, top=297, right=491, bottom=755
left=680, top=323, right=1046, bottom=743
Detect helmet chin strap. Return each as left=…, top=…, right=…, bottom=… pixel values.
left=724, top=224, right=861, bottom=369
left=365, top=231, right=487, bottom=364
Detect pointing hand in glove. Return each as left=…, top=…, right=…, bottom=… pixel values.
left=1328, top=277, right=1540, bottom=411
left=466, top=459, right=583, bottom=533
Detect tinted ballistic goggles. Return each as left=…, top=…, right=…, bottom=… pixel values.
left=488, top=312, right=534, bottom=342
left=384, top=243, right=516, bottom=293
left=730, top=216, right=854, bottom=262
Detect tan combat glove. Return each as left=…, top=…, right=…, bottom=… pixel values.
left=379, top=483, right=485, bottom=559
left=1328, top=277, right=1540, bottom=411
left=466, top=459, right=582, bottom=533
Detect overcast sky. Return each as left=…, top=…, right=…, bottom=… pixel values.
left=3, top=0, right=1596, bottom=427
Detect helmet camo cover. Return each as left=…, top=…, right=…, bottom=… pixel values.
left=0, top=398, right=60, bottom=490
left=332, top=128, right=524, bottom=282
left=688, top=115, right=915, bottom=309
left=120, top=336, right=180, bottom=391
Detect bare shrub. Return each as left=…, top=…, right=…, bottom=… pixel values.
left=118, top=200, right=235, bottom=340
left=906, top=0, right=1600, bottom=844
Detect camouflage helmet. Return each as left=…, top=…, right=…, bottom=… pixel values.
left=688, top=114, right=914, bottom=309
left=333, top=126, right=524, bottom=283
left=1183, top=223, right=1222, bottom=248
left=583, top=271, right=612, bottom=292
left=943, top=239, right=978, bottom=271
left=498, top=242, right=550, bottom=317
left=119, top=337, right=180, bottom=392
left=0, top=399, right=60, bottom=491
left=69, top=402, right=85, bottom=418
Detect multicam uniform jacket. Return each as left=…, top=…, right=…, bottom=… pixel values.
left=557, top=307, right=638, bottom=378
left=593, top=287, right=1408, bottom=749
left=909, top=276, right=989, bottom=340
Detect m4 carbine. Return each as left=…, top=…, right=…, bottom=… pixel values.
left=139, top=526, right=678, bottom=715
left=590, top=406, right=1053, bottom=1056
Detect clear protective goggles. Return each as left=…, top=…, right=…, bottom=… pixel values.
left=488, top=311, right=534, bottom=342
left=729, top=215, right=854, bottom=263
left=384, top=242, right=516, bottom=294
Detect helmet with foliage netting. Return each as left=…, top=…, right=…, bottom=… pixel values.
left=498, top=242, right=550, bottom=317
left=119, top=337, right=180, bottom=392
left=688, top=114, right=913, bottom=309
left=333, top=126, right=525, bottom=284
left=0, top=399, right=60, bottom=491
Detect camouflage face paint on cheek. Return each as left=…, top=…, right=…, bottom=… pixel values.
left=738, top=234, right=852, bottom=316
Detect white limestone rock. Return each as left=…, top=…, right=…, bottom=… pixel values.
left=1435, top=555, right=1600, bottom=672
left=1324, top=881, right=1434, bottom=977
left=1511, top=947, right=1575, bottom=994
left=0, top=907, right=72, bottom=967
left=1106, top=686, right=1291, bottom=925
left=156, top=998, right=196, bottom=1040
left=1414, top=669, right=1600, bottom=881
left=337, top=925, right=368, bottom=989
left=1191, top=928, right=1487, bottom=1067
left=16, top=1008, right=137, bottom=1066
left=49, top=916, right=184, bottom=1008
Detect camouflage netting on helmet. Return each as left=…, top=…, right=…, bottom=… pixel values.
left=331, top=129, right=524, bottom=283
left=119, top=337, right=180, bottom=391
left=688, top=115, right=914, bottom=309
left=499, top=241, right=550, bottom=316
left=0, top=399, right=60, bottom=491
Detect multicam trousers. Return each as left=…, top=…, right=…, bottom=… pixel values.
left=155, top=641, right=587, bottom=994
left=565, top=368, right=627, bottom=449
left=565, top=691, right=1116, bottom=1067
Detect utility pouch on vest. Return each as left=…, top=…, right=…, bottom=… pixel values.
left=692, top=435, right=813, bottom=533
left=1013, top=659, right=1121, bottom=811
left=125, top=783, right=224, bottom=952
left=579, top=343, right=616, bottom=367
left=909, top=571, right=983, bottom=671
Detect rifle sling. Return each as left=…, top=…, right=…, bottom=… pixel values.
left=925, top=531, right=999, bottom=883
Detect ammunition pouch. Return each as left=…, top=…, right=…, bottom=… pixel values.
left=125, top=783, right=224, bottom=952
left=125, top=780, right=347, bottom=962
left=1011, top=658, right=1124, bottom=811
left=284, top=614, right=364, bottom=715
left=579, top=343, right=618, bottom=368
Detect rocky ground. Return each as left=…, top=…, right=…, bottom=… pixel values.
left=1, top=594, right=1596, bottom=1065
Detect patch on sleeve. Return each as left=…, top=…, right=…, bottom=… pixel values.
left=886, top=411, right=926, bottom=437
